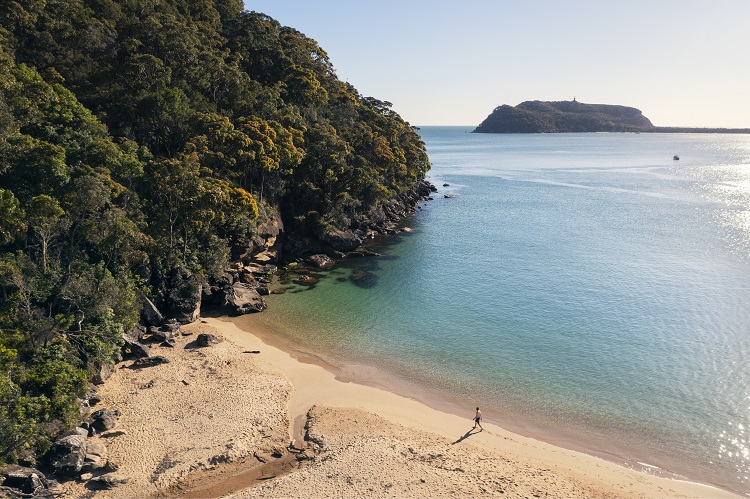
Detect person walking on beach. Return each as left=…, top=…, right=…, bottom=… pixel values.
left=473, top=407, right=483, bottom=431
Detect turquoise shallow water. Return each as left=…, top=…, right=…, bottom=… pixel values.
left=256, top=128, right=750, bottom=494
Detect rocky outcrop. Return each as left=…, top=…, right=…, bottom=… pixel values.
left=47, top=434, right=87, bottom=476
left=305, top=254, right=334, bottom=269
left=320, top=230, right=362, bottom=253
left=90, top=362, right=113, bottom=385
left=283, top=179, right=435, bottom=259
left=234, top=210, right=284, bottom=263
left=161, top=269, right=201, bottom=324
left=140, top=294, right=164, bottom=326
left=202, top=269, right=268, bottom=316
left=474, top=100, right=654, bottom=133
left=225, top=283, right=266, bottom=315
left=0, top=465, right=55, bottom=497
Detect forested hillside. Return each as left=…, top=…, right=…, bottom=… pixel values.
left=0, top=0, right=429, bottom=465
left=474, top=100, right=654, bottom=133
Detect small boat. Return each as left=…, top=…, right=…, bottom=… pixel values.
left=673, top=155, right=680, bottom=160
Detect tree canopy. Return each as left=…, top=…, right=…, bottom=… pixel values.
left=0, top=0, right=429, bottom=463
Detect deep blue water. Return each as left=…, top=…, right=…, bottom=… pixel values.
left=253, top=128, right=750, bottom=494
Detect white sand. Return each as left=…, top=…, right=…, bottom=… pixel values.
left=61, top=317, right=738, bottom=498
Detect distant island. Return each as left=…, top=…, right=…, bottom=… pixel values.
left=474, top=100, right=750, bottom=134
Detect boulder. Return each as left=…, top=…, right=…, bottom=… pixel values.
left=197, top=333, right=222, bottom=347
left=48, top=435, right=87, bottom=476
left=81, top=442, right=108, bottom=472
left=131, top=356, right=169, bottom=369
left=90, top=408, right=120, bottom=433
left=293, top=275, right=317, bottom=285
left=127, top=324, right=147, bottom=341
left=17, top=449, right=36, bottom=468
left=305, top=254, right=334, bottom=269
left=347, top=248, right=382, bottom=258
left=244, top=263, right=277, bottom=276
left=122, top=334, right=150, bottom=359
left=90, top=362, right=113, bottom=385
left=202, top=272, right=235, bottom=306
left=1, top=465, right=50, bottom=495
left=163, top=269, right=202, bottom=324
left=321, top=229, right=362, bottom=252
left=88, top=475, right=129, bottom=490
left=140, top=295, right=164, bottom=326
left=85, top=390, right=102, bottom=407
left=238, top=270, right=257, bottom=284
left=62, top=427, right=89, bottom=438
left=350, top=268, right=377, bottom=288
left=148, top=326, right=174, bottom=343
left=225, top=283, right=266, bottom=315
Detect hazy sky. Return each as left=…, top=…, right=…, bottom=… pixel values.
left=244, top=1, right=750, bottom=128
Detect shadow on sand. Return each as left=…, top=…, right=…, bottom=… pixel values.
left=452, top=428, right=482, bottom=445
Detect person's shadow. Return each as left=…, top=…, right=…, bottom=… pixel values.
left=452, top=428, right=481, bottom=445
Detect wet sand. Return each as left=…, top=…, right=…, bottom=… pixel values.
left=61, top=316, right=738, bottom=498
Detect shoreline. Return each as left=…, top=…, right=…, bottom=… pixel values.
left=220, top=314, right=737, bottom=498
left=62, top=314, right=739, bottom=498
left=230, top=311, right=743, bottom=496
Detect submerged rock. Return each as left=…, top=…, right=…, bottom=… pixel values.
left=293, top=275, right=318, bottom=285
left=305, top=254, right=335, bottom=269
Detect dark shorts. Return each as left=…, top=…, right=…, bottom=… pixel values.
left=475, top=417, right=481, bottom=424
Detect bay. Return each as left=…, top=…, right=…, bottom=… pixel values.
left=252, top=128, right=750, bottom=495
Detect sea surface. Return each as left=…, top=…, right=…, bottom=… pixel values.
left=252, top=128, right=750, bottom=495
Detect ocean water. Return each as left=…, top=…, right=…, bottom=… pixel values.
left=251, top=128, right=750, bottom=495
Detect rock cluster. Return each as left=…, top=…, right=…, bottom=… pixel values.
left=0, top=465, right=58, bottom=497
left=202, top=267, right=268, bottom=315
left=0, top=406, right=128, bottom=496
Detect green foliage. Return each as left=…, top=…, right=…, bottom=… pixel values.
left=0, top=0, right=430, bottom=463
left=474, top=100, right=655, bottom=133
left=0, top=189, right=25, bottom=245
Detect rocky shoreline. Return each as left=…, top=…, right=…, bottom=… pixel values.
left=0, top=180, right=436, bottom=498
left=30, top=316, right=733, bottom=499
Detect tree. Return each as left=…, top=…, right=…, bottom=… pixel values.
left=26, top=195, right=66, bottom=273
left=0, top=189, right=25, bottom=246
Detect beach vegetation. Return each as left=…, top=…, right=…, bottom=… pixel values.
left=0, top=0, right=429, bottom=463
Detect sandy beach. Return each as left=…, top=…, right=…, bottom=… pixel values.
left=61, top=316, right=739, bottom=498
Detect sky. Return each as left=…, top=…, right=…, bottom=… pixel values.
left=243, top=1, right=750, bottom=128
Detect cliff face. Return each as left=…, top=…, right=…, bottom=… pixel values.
left=474, top=100, right=654, bottom=133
